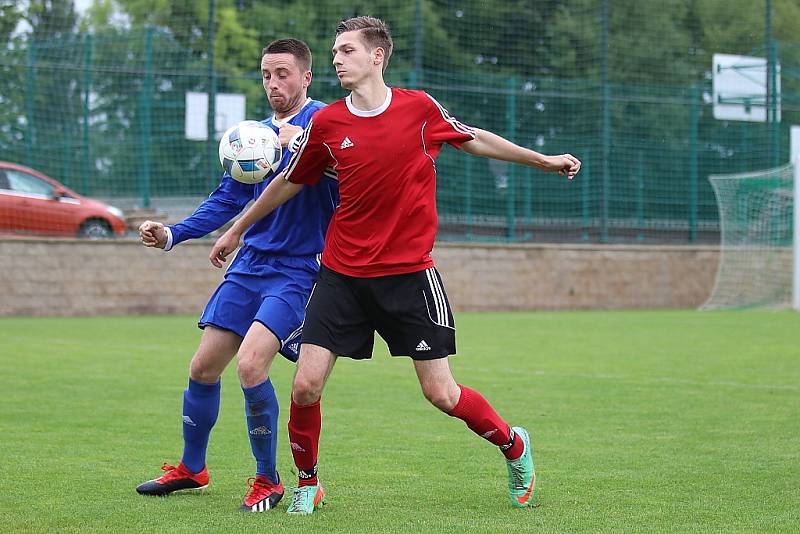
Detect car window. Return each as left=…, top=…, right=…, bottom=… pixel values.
left=0, top=170, right=9, bottom=190
left=6, top=169, right=54, bottom=197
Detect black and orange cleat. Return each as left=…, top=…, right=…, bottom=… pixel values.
left=136, top=462, right=209, bottom=496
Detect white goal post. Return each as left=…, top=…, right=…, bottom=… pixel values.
left=794, top=153, right=800, bottom=310
left=792, top=125, right=800, bottom=311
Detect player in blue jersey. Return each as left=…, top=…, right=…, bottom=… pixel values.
left=134, top=38, right=338, bottom=513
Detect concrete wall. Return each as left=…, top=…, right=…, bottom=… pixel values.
left=435, top=243, right=719, bottom=310
left=0, top=238, right=719, bottom=316
left=1, top=238, right=225, bottom=316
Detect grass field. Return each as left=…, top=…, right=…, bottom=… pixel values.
left=1, top=311, right=799, bottom=532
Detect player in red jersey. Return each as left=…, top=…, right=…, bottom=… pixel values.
left=210, top=16, right=581, bottom=514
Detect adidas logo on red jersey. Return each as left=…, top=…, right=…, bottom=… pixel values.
left=340, top=137, right=354, bottom=149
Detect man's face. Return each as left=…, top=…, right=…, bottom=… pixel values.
left=261, top=52, right=310, bottom=115
left=332, top=31, right=379, bottom=90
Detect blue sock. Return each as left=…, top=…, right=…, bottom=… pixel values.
left=242, top=379, right=279, bottom=484
left=180, top=378, right=221, bottom=474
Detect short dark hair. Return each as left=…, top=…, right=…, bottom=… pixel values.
left=336, top=16, right=393, bottom=72
left=261, top=38, right=312, bottom=71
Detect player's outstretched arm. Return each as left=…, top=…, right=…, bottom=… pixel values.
left=462, top=128, right=581, bottom=179
left=209, top=172, right=302, bottom=267
left=138, top=220, right=168, bottom=249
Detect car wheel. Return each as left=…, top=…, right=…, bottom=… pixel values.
left=78, top=219, right=112, bottom=239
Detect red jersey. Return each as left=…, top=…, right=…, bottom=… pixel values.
left=284, top=88, right=475, bottom=277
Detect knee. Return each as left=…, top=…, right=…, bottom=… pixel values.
left=236, top=348, right=273, bottom=388
left=292, top=374, right=323, bottom=405
left=236, top=358, right=261, bottom=388
left=189, top=355, right=221, bottom=384
left=422, top=383, right=459, bottom=413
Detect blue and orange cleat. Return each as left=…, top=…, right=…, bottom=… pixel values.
left=286, top=484, right=325, bottom=515
left=506, top=427, right=536, bottom=508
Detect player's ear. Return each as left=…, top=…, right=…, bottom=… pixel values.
left=373, top=46, right=385, bottom=67
left=303, top=70, right=312, bottom=88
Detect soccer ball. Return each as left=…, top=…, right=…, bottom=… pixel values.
left=218, top=120, right=282, bottom=184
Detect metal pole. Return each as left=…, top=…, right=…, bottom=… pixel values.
left=139, top=26, right=153, bottom=208
left=636, top=151, right=644, bottom=242
left=582, top=150, right=590, bottom=241
left=765, top=0, right=772, bottom=123
left=689, top=85, right=700, bottom=242
left=465, top=155, right=473, bottom=240
left=523, top=166, right=532, bottom=239
left=600, top=0, right=610, bottom=243
left=208, top=0, right=217, bottom=191
left=765, top=0, right=780, bottom=167
left=506, top=77, right=517, bottom=241
left=740, top=123, right=748, bottom=172
left=412, top=0, right=423, bottom=88
left=769, top=40, right=780, bottom=167
left=25, top=39, right=37, bottom=169
left=82, top=34, right=93, bottom=195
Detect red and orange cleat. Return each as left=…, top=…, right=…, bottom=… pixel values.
left=136, top=463, right=209, bottom=496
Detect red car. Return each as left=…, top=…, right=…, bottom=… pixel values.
left=0, top=161, right=127, bottom=238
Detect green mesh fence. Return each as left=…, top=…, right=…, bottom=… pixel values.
left=1, top=0, right=799, bottom=243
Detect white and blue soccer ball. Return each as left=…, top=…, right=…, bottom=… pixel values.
left=218, top=120, right=282, bottom=184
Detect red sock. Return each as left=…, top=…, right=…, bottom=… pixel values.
left=447, top=384, right=524, bottom=460
left=288, top=398, right=321, bottom=486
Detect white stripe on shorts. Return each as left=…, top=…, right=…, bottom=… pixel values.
left=283, top=324, right=303, bottom=348
left=425, top=268, right=450, bottom=328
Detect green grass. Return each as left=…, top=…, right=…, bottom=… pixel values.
left=1, top=311, right=799, bottom=532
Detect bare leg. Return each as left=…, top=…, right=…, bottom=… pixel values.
left=236, top=322, right=281, bottom=388
left=291, top=343, right=337, bottom=405
left=413, top=357, right=461, bottom=412
left=189, top=325, right=242, bottom=383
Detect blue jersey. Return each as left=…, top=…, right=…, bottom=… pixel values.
left=167, top=99, right=337, bottom=257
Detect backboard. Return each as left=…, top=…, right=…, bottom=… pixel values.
left=713, top=53, right=780, bottom=122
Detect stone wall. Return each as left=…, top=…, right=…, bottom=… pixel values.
left=0, top=238, right=719, bottom=316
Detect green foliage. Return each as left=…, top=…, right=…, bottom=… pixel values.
left=0, top=1, right=22, bottom=45
left=25, top=0, right=78, bottom=41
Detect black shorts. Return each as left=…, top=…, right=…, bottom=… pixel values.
left=300, top=265, right=456, bottom=360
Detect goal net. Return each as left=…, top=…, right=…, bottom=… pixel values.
left=703, top=164, right=796, bottom=309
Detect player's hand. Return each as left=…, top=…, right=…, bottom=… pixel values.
left=278, top=124, right=303, bottom=148
left=139, top=220, right=167, bottom=249
left=546, top=154, right=581, bottom=180
left=209, top=228, right=241, bottom=268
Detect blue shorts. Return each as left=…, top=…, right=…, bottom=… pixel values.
left=199, top=247, right=320, bottom=362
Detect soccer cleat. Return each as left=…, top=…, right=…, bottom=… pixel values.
left=136, top=462, right=209, bottom=496
left=506, top=426, right=536, bottom=508
left=239, top=475, right=284, bottom=512
left=286, top=484, right=325, bottom=515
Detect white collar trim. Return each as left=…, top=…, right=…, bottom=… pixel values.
left=271, top=97, right=312, bottom=126
left=346, top=87, right=392, bottom=117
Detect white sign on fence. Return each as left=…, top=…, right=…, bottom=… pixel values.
left=185, top=92, right=246, bottom=141
left=713, top=53, right=780, bottom=123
